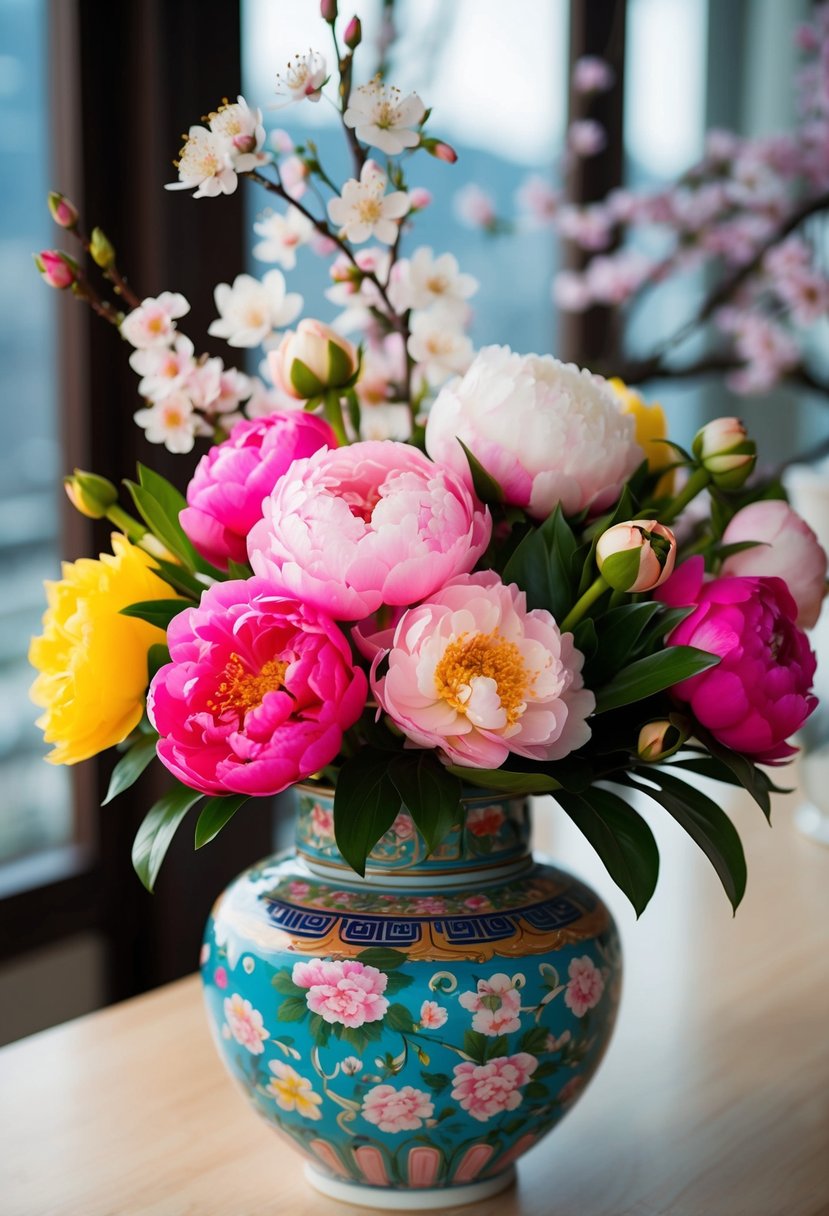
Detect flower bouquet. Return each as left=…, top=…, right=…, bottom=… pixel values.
left=29, top=5, right=827, bottom=1207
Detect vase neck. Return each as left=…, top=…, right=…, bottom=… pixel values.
left=293, top=784, right=532, bottom=888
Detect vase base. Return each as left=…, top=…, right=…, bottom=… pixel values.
left=303, top=1162, right=517, bottom=1210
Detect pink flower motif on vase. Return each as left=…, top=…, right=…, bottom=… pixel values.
left=463, top=894, right=493, bottom=912
left=466, top=804, right=507, bottom=837
left=451, top=1053, right=538, bottom=1122
left=458, top=973, right=523, bottom=1035
left=310, top=802, right=334, bottom=839
left=267, top=1060, right=323, bottom=1120
left=213, top=965, right=229, bottom=990
left=564, top=956, right=605, bottom=1017
left=288, top=880, right=311, bottom=900
left=413, top=896, right=447, bottom=915
left=291, top=958, right=389, bottom=1027
left=419, top=1000, right=449, bottom=1029
left=361, top=1084, right=435, bottom=1133
left=223, top=994, right=269, bottom=1053
left=388, top=811, right=416, bottom=840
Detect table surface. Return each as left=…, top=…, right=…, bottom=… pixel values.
left=2, top=783, right=828, bottom=1216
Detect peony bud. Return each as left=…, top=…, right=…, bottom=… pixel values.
left=692, top=417, right=756, bottom=490
left=637, top=717, right=690, bottom=762
left=596, top=519, right=677, bottom=592
left=320, top=0, right=337, bottom=22
left=422, top=138, right=458, bottom=164
left=89, top=227, right=116, bottom=269
left=344, top=15, right=362, bottom=49
left=269, top=319, right=359, bottom=400
left=47, top=191, right=79, bottom=230
left=34, top=250, right=78, bottom=289
left=63, top=470, right=119, bottom=519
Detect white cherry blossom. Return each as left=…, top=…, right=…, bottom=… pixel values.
left=253, top=207, right=314, bottom=269
left=407, top=306, right=474, bottom=385
left=134, top=390, right=197, bottom=453
left=120, top=293, right=190, bottom=349
left=343, top=79, right=425, bottom=155
left=165, top=126, right=237, bottom=198
left=208, top=95, right=271, bottom=172
left=208, top=271, right=302, bottom=348
left=275, top=50, right=328, bottom=105
left=390, top=246, right=477, bottom=315
left=129, top=334, right=195, bottom=399
left=327, top=160, right=409, bottom=245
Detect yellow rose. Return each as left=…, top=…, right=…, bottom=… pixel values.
left=609, top=377, right=675, bottom=497
left=29, top=533, right=178, bottom=765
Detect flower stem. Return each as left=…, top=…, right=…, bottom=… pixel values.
left=560, top=576, right=609, bottom=633
left=657, top=466, right=711, bottom=526
left=322, top=390, right=349, bottom=445
left=105, top=504, right=147, bottom=544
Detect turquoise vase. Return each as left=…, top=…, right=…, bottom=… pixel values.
left=201, top=786, right=622, bottom=1210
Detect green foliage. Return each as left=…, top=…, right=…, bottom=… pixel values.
left=120, top=599, right=188, bottom=630
left=131, top=783, right=202, bottom=891
left=103, top=733, right=158, bottom=806
left=333, top=749, right=401, bottom=875
left=194, top=795, right=250, bottom=848
left=555, top=786, right=659, bottom=916
left=594, top=646, right=720, bottom=713
left=388, top=752, right=462, bottom=854
left=502, top=505, right=580, bottom=619
left=458, top=440, right=505, bottom=505
left=277, top=997, right=309, bottom=1022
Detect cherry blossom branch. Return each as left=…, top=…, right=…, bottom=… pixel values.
left=330, top=25, right=367, bottom=177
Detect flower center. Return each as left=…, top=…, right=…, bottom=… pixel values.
left=426, top=274, right=449, bottom=294
left=358, top=196, right=383, bottom=223
left=434, top=631, right=532, bottom=725
left=375, top=100, right=398, bottom=130
left=208, top=652, right=288, bottom=717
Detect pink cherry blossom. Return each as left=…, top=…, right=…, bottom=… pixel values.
left=120, top=292, right=190, bottom=349
left=248, top=441, right=490, bottom=620
left=419, top=1000, right=448, bottom=1029
left=454, top=183, right=496, bottom=229
left=451, top=1053, right=537, bottom=1122
left=224, top=994, right=269, bottom=1053
left=361, top=1084, right=434, bottom=1133
left=459, top=973, right=523, bottom=1036
left=564, top=956, right=605, bottom=1017
left=291, top=958, right=389, bottom=1028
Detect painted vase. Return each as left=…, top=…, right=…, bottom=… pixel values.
left=201, top=785, right=622, bottom=1210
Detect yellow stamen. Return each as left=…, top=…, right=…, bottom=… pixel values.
left=434, top=632, right=532, bottom=724
left=208, top=652, right=288, bottom=717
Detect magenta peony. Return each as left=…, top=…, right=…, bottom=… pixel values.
left=659, top=557, right=817, bottom=761
left=247, top=440, right=491, bottom=620
left=147, top=578, right=367, bottom=795
left=180, top=412, right=337, bottom=569
left=720, top=499, right=827, bottom=629
left=367, top=571, right=594, bottom=768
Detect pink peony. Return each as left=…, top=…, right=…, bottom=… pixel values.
left=247, top=440, right=490, bottom=620
left=451, top=1053, right=537, bottom=1122
left=368, top=572, right=594, bottom=768
left=224, top=994, right=269, bottom=1053
left=180, top=412, right=337, bottom=569
left=720, top=500, right=827, bottom=629
left=292, top=958, right=389, bottom=1028
left=659, top=557, right=817, bottom=761
left=466, top=804, right=506, bottom=837
left=361, top=1084, right=434, bottom=1133
left=147, top=579, right=367, bottom=795
left=419, top=1000, right=448, bottom=1029
left=563, top=956, right=604, bottom=1017
left=459, top=973, right=523, bottom=1036
left=425, top=345, right=641, bottom=520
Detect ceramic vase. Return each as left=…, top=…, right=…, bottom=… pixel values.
left=201, top=786, right=622, bottom=1210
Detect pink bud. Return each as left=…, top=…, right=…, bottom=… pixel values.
left=693, top=417, right=756, bottom=489
left=35, top=250, right=78, bottom=289
left=233, top=133, right=256, bottom=154
left=432, top=141, right=458, bottom=164
left=320, top=0, right=337, bottom=22
left=637, top=718, right=689, bottom=762
left=344, top=15, right=362, bottom=49
left=47, top=191, right=79, bottom=230
left=269, top=319, right=359, bottom=399
left=408, top=187, right=433, bottom=210
left=596, top=520, right=677, bottom=592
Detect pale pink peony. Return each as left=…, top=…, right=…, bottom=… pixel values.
left=419, top=1000, right=448, bottom=1029
left=425, top=345, right=642, bottom=519
left=720, top=500, right=827, bottom=629
left=224, top=994, right=269, bottom=1053
left=361, top=1084, right=434, bottom=1133
left=147, top=579, right=367, bottom=796
left=459, top=973, right=522, bottom=1036
left=563, top=956, right=605, bottom=1016
left=451, top=1053, right=537, bottom=1122
left=292, top=958, right=389, bottom=1028
left=248, top=441, right=490, bottom=620
left=368, top=572, right=594, bottom=768
left=180, top=412, right=337, bottom=569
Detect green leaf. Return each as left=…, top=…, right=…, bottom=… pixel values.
left=586, top=602, right=661, bottom=681
left=688, top=727, right=785, bottom=821
left=502, top=505, right=578, bottom=619
left=356, top=947, right=409, bottom=970
left=420, top=1071, right=451, bottom=1093
left=103, top=733, right=158, bottom=805
left=272, top=971, right=304, bottom=996
left=457, top=439, right=505, bottom=505
left=555, top=787, right=659, bottom=916
left=487, top=1034, right=509, bottom=1059
left=227, top=559, right=253, bottom=580
left=388, top=752, right=462, bottom=855
left=131, top=467, right=222, bottom=578
left=463, top=1030, right=489, bottom=1064
left=595, top=646, right=720, bottom=713
left=446, top=766, right=561, bottom=795
left=149, top=558, right=204, bottom=599
left=277, top=996, right=309, bottom=1022
left=520, top=1026, right=552, bottom=1054
left=147, top=642, right=171, bottom=681
left=131, top=784, right=202, bottom=891
left=384, top=971, right=414, bottom=995
left=120, top=598, right=187, bottom=629
left=333, top=749, right=400, bottom=876
left=600, top=547, right=644, bottom=593
left=308, top=1013, right=331, bottom=1046
left=631, top=768, right=747, bottom=911
left=525, top=1081, right=550, bottom=1100
left=194, top=795, right=250, bottom=848
left=384, top=1003, right=415, bottom=1033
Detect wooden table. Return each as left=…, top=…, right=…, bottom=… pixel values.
left=2, top=784, right=829, bottom=1216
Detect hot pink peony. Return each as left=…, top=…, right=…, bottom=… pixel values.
left=180, top=412, right=337, bottom=569
left=563, top=956, right=605, bottom=1016
left=292, top=958, right=388, bottom=1028
left=368, top=572, right=594, bottom=768
left=147, top=579, right=367, bottom=795
left=451, top=1053, right=537, bottom=1122
left=720, top=499, right=827, bottom=629
left=247, top=441, right=491, bottom=620
left=659, top=557, right=817, bottom=761
left=361, top=1084, right=434, bottom=1133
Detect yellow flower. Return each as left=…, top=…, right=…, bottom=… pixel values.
left=29, top=533, right=178, bottom=765
left=609, top=377, right=675, bottom=497
left=267, top=1060, right=323, bottom=1120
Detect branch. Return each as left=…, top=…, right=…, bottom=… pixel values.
left=330, top=28, right=366, bottom=177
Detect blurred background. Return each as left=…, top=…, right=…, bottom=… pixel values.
left=0, top=0, right=819, bottom=1046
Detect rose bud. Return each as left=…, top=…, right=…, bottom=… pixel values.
left=596, top=519, right=677, bottom=592
left=64, top=470, right=118, bottom=519
left=268, top=319, right=359, bottom=400
left=344, top=15, right=362, bottom=49
left=34, top=250, right=78, bottom=289
left=637, top=716, right=690, bottom=762
left=47, top=191, right=79, bottom=230
left=692, top=417, right=756, bottom=490
left=89, top=226, right=116, bottom=269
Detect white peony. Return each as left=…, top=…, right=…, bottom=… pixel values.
left=425, top=345, right=642, bottom=519
left=207, top=271, right=303, bottom=348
